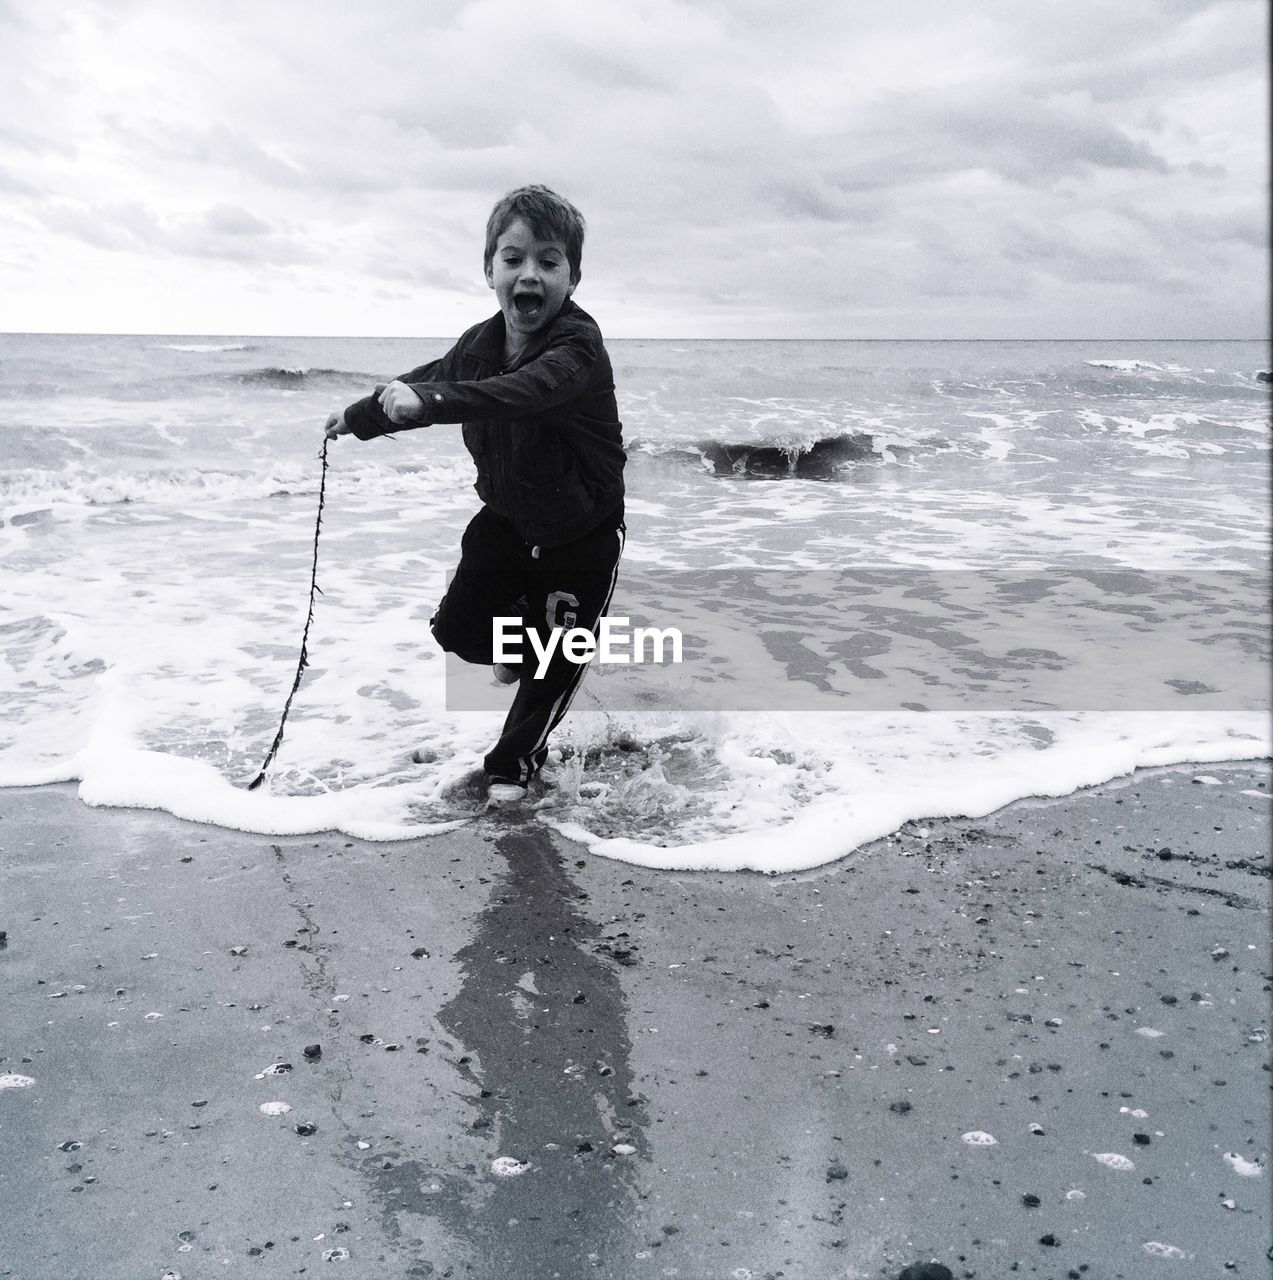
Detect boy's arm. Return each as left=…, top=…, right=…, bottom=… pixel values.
left=404, top=328, right=606, bottom=426
left=341, top=356, right=445, bottom=440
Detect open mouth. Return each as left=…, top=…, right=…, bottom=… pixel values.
left=513, top=292, right=544, bottom=318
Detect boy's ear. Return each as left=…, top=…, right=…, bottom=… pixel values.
left=484, top=261, right=494, bottom=288
left=567, top=270, right=580, bottom=296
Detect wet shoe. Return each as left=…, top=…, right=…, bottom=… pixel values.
left=492, top=663, right=521, bottom=685
left=487, top=782, right=527, bottom=806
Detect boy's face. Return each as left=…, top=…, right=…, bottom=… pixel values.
left=485, top=218, right=576, bottom=347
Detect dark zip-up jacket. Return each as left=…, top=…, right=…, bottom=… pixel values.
left=343, top=300, right=625, bottom=548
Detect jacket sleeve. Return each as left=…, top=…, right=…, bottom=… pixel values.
left=405, top=328, right=604, bottom=425
left=343, top=355, right=447, bottom=440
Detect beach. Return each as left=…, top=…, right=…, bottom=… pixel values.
left=2, top=762, right=1268, bottom=1279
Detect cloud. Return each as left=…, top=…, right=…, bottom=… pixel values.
left=1125, top=201, right=1271, bottom=253
left=0, top=164, right=39, bottom=196
left=0, top=0, right=1265, bottom=335
left=203, top=203, right=272, bottom=237
left=1000, top=216, right=1165, bottom=286
left=38, top=198, right=319, bottom=266
left=921, top=93, right=1173, bottom=183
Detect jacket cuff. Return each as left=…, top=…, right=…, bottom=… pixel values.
left=405, top=384, right=447, bottom=422
left=344, top=394, right=393, bottom=440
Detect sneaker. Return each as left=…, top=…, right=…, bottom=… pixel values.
left=487, top=782, right=527, bottom=806
left=492, top=663, right=521, bottom=685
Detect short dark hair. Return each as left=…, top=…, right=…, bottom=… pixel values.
left=484, top=185, right=586, bottom=283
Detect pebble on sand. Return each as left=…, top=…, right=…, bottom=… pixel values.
left=961, top=1131, right=997, bottom=1146
left=491, top=1156, right=530, bottom=1177
left=259, top=1101, right=292, bottom=1116
left=898, top=1264, right=954, bottom=1280
left=1222, top=1152, right=1263, bottom=1177
left=0, top=1074, right=36, bottom=1089
left=1093, top=1152, right=1135, bottom=1171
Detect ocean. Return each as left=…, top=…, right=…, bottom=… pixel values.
left=0, top=333, right=1268, bottom=870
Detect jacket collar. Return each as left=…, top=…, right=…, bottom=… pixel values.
left=469, top=299, right=582, bottom=371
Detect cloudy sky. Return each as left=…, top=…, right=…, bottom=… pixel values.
left=0, top=0, right=1267, bottom=338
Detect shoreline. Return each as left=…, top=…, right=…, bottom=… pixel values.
left=1, top=761, right=1269, bottom=1278
left=4, top=746, right=1270, bottom=871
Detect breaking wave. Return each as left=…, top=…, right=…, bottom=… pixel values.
left=233, top=366, right=365, bottom=388
left=1084, top=359, right=1186, bottom=374
left=157, top=342, right=258, bottom=353
left=630, top=431, right=885, bottom=479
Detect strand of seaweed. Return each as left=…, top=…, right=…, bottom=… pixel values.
left=247, top=438, right=329, bottom=791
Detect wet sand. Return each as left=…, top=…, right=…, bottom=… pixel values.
left=1, top=763, right=1268, bottom=1279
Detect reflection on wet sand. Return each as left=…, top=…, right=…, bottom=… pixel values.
left=389, top=825, right=646, bottom=1277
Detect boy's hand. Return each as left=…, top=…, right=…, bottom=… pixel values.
left=378, top=380, right=426, bottom=424
left=324, top=410, right=352, bottom=440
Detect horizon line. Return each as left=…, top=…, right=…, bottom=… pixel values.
left=2, top=330, right=1268, bottom=343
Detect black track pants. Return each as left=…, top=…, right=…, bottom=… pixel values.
left=430, top=506, right=625, bottom=785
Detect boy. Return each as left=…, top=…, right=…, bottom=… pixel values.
left=325, top=186, right=626, bottom=806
